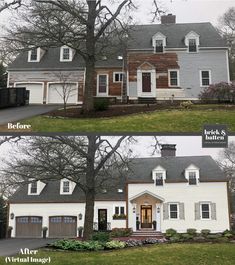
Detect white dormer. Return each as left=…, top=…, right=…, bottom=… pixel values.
left=152, top=32, right=166, bottom=53
left=60, top=46, right=75, bottom=62
left=185, top=164, right=200, bottom=185
left=28, top=48, right=45, bottom=62
left=60, top=178, right=76, bottom=195
left=152, top=165, right=166, bottom=186
left=28, top=180, right=46, bottom=195
left=184, top=31, right=200, bottom=53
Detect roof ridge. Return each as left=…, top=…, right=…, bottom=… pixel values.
left=134, top=22, right=211, bottom=27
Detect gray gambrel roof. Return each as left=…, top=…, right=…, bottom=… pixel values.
left=9, top=155, right=226, bottom=203
left=8, top=22, right=227, bottom=71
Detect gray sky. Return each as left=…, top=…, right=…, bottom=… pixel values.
left=0, top=0, right=234, bottom=27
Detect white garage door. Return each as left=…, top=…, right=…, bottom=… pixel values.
left=48, top=83, right=78, bottom=104
left=15, top=83, right=44, bottom=104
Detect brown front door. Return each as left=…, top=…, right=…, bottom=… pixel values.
left=98, top=209, right=107, bottom=231
left=141, top=205, right=152, bottom=228
left=142, top=73, right=151, bottom=92
left=16, top=216, right=42, bottom=238
left=49, top=216, right=77, bottom=238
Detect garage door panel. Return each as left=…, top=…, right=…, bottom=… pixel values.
left=48, top=84, right=78, bottom=104
left=15, top=83, right=43, bottom=104
left=16, top=216, right=42, bottom=238
left=49, top=216, right=77, bottom=238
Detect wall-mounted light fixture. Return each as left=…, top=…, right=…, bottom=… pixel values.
left=10, top=213, right=14, bottom=220
left=78, top=213, right=83, bottom=220
left=157, top=207, right=160, bottom=213
left=133, top=207, right=136, bottom=213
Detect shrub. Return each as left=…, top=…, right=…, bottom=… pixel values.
left=201, top=229, right=211, bottom=237
left=222, top=230, right=233, bottom=238
left=181, top=233, right=194, bottom=241
left=51, top=240, right=104, bottom=251
left=110, top=228, right=132, bottom=238
left=112, top=214, right=127, bottom=220
left=105, top=240, right=126, bottom=249
left=187, top=229, right=197, bottom=236
left=199, top=82, right=235, bottom=103
left=180, top=101, right=193, bottom=109
left=207, top=234, right=222, bottom=240
left=92, top=232, right=110, bottom=242
left=94, top=98, right=109, bottom=111
left=165, top=228, right=177, bottom=238
left=169, top=234, right=182, bottom=242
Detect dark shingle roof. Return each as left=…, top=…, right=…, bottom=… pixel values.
left=8, top=22, right=226, bottom=71
left=9, top=155, right=226, bottom=203
left=128, top=22, right=227, bottom=49
left=127, top=156, right=226, bottom=183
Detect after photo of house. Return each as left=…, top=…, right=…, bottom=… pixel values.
left=0, top=135, right=235, bottom=264
left=0, top=0, right=234, bottom=132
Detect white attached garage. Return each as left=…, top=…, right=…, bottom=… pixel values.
left=47, top=83, right=78, bottom=104
left=15, top=83, right=44, bottom=104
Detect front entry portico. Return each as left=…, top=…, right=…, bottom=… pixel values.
left=129, top=190, right=164, bottom=232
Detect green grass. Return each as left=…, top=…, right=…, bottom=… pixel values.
left=21, top=108, right=235, bottom=132
left=1, top=243, right=235, bottom=265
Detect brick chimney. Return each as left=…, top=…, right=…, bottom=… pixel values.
left=161, top=14, right=176, bottom=24
left=161, top=144, right=176, bottom=157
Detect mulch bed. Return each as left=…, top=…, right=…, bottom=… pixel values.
left=43, top=103, right=235, bottom=119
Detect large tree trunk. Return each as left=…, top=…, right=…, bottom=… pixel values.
left=82, top=0, right=96, bottom=113
left=83, top=135, right=96, bottom=240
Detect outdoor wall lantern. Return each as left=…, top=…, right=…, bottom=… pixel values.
left=10, top=213, right=14, bottom=219
left=78, top=213, right=83, bottom=220
left=157, top=207, right=160, bottom=213
left=133, top=207, right=136, bottom=213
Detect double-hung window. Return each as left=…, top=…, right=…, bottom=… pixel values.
left=188, top=39, right=197, bottom=52
left=155, top=40, right=163, bottom=53
left=200, top=70, right=211, bottom=86
left=63, top=181, right=70, bottom=193
left=169, top=204, right=178, bottom=219
left=30, top=182, right=37, bottom=194
left=188, top=172, right=197, bottom=185
left=169, top=70, right=179, bottom=87
left=156, top=172, right=163, bottom=186
left=201, top=203, right=210, bottom=219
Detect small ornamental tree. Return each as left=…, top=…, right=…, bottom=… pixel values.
left=199, top=82, right=235, bottom=103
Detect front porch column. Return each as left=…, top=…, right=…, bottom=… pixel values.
left=132, top=203, right=137, bottom=232
left=156, top=203, right=161, bottom=232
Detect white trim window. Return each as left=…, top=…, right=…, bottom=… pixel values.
left=200, top=70, right=211, bottom=87
left=30, top=182, right=37, bottom=194
left=188, top=39, right=197, bottom=52
left=28, top=48, right=40, bottom=62
left=97, top=74, right=109, bottom=96
left=115, top=206, right=125, bottom=215
left=188, top=171, right=197, bottom=185
left=60, top=46, right=73, bottom=62
left=155, top=39, right=164, bottom=53
left=185, top=31, right=200, bottom=53
left=113, top=72, right=123, bottom=83
left=62, top=181, right=70, bottom=193
left=201, top=203, right=210, bottom=220
left=169, top=70, right=179, bottom=87
left=169, top=203, right=178, bottom=219
left=152, top=32, right=166, bottom=53
left=155, top=172, right=163, bottom=186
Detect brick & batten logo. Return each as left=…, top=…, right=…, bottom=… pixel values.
left=202, top=125, right=228, bottom=148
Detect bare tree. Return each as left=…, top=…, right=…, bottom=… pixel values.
left=217, top=7, right=235, bottom=80
left=3, top=0, right=169, bottom=112
left=52, top=72, right=78, bottom=114
left=218, top=141, right=235, bottom=192
left=1, top=135, right=135, bottom=239
left=0, top=0, right=22, bottom=13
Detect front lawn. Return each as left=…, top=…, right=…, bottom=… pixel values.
left=20, top=107, right=235, bottom=132
left=0, top=243, right=235, bottom=265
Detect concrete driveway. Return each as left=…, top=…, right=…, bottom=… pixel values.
left=0, top=105, right=61, bottom=126
left=0, top=238, right=56, bottom=257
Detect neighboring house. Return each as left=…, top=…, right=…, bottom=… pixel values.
left=8, top=144, right=230, bottom=238
left=7, top=14, right=230, bottom=104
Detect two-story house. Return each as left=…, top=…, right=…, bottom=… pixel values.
left=7, top=14, right=230, bottom=104
left=8, top=144, right=230, bottom=238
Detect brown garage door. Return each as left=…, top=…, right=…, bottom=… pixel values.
left=16, top=216, right=42, bottom=238
left=49, top=216, right=77, bottom=238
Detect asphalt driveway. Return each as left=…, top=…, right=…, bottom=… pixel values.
left=0, top=105, right=61, bottom=126
left=0, top=238, right=56, bottom=257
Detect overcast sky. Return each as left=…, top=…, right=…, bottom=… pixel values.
left=0, top=0, right=234, bottom=27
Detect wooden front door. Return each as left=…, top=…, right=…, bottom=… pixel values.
left=49, top=216, right=77, bottom=238
left=98, top=209, right=107, bottom=231
left=141, top=205, right=152, bottom=228
left=16, top=216, right=42, bottom=238
left=142, top=73, right=151, bottom=92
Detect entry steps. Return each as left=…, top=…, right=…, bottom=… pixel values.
left=132, top=230, right=163, bottom=238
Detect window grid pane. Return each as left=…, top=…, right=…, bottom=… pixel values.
left=189, top=39, right=197, bottom=52
left=30, top=182, right=37, bottom=194
left=30, top=49, right=38, bottom=61
left=63, top=181, right=70, bottom=193
left=155, top=40, right=163, bottom=53
left=201, top=204, right=210, bottom=219
left=170, top=204, right=178, bottom=219
left=170, top=71, right=178, bottom=86
left=120, top=207, right=125, bottom=215
left=115, top=207, right=119, bottom=215
left=201, top=71, right=210, bottom=86
left=63, top=48, right=70, bottom=60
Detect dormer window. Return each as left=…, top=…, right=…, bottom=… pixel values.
left=188, top=39, right=197, bottom=52
left=63, top=181, right=70, bottom=193
left=60, top=46, right=74, bottom=62
left=156, top=173, right=163, bottom=186
left=152, top=32, right=166, bottom=54
left=30, top=49, right=38, bottom=61
left=30, top=182, right=37, bottom=194
left=185, top=31, right=200, bottom=53
left=188, top=172, right=197, bottom=185
left=155, top=40, right=163, bottom=53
